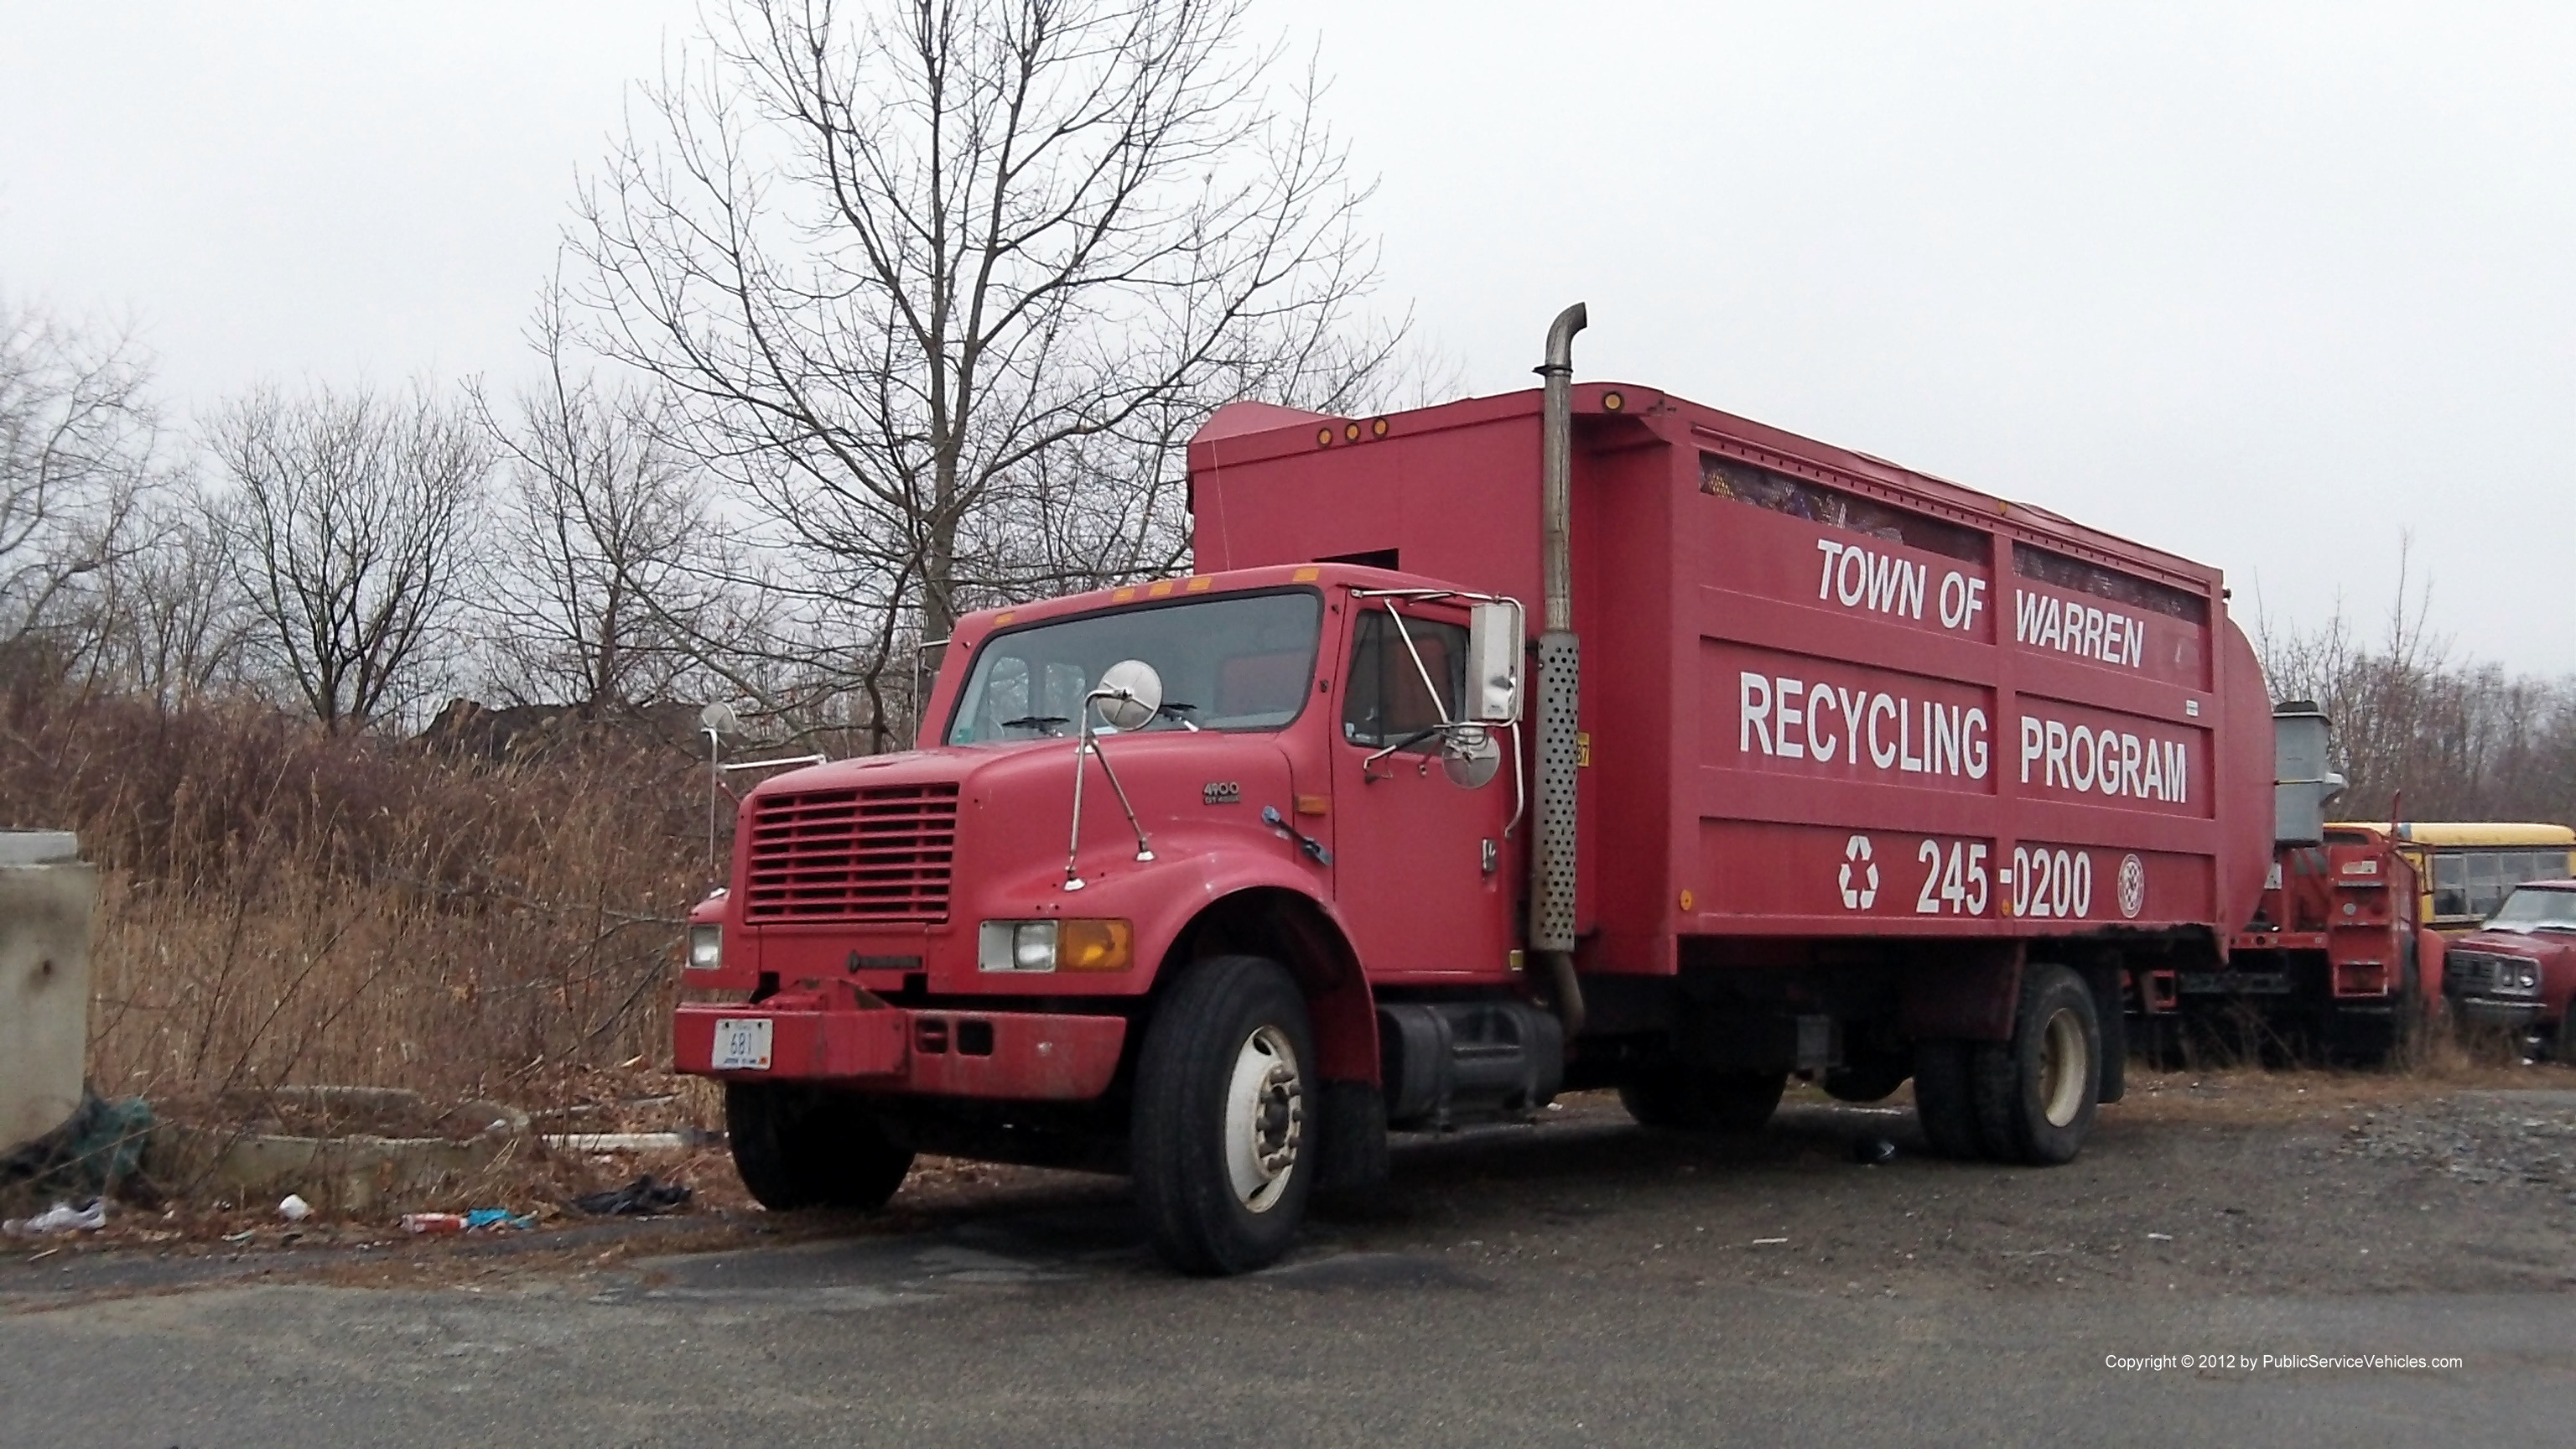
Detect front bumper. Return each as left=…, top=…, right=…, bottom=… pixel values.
left=674, top=1000, right=1126, bottom=1099
left=2446, top=995, right=2542, bottom=1030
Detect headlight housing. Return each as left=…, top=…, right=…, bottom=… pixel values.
left=978, top=919, right=1133, bottom=973
left=687, top=924, right=724, bottom=972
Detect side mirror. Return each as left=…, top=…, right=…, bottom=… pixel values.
left=1092, top=659, right=1164, bottom=731
left=1440, top=724, right=1503, bottom=789
left=1467, top=600, right=1523, bottom=724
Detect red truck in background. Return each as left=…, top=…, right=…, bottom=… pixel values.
left=2158, top=714, right=2440, bottom=1066
left=673, top=306, right=2283, bottom=1275
left=2442, top=881, right=2576, bottom=1059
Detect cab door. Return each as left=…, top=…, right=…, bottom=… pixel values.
left=1327, top=603, right=1522, bottom=980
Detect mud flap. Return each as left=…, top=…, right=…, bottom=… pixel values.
left=2094, top=969, right=2127, bottom=1104
left=1313, top=1080, right=1389, bottom=1193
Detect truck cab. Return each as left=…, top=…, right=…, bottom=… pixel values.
left=677, top=562, right=1549, bottom=1272
left=2444, top=879, right=2576, bottom=1057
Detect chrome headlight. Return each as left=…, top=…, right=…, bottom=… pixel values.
left=977, top=919, right=1134, bottom=973
left=687, top=924, right=724, bottom=972
left=979, top=920, right=1058, bottom=973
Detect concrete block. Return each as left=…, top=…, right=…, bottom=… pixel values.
left=0, top=834, right=96, bottom=1156
left=152, top=1087, right=533, bottom=1215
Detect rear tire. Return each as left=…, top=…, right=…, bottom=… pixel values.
left=1618, top=1067, right=1786, bottom=1133
left=725, top=1083, right=915, bottom=1211
left=1132, top=956, right=1317, bottom=1275
left=1969, top=964, right=2101, bottom=1166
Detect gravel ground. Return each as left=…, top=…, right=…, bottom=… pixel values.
left=5, top=1068, right=2573, bottom=1448
left=8, top=1066, right=2573, bottom=1303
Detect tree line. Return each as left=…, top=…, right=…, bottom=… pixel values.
left=10, top=1, right=2561, bottom=830
left=2, top=0, right=1425, bottom=750
left=2259, top=564, right=2576, bottom=827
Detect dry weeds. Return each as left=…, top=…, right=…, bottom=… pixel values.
left=0, top=686, right=714, bottom=1107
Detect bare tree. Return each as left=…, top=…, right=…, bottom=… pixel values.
left=208, top=384, right=491, bottom=733
left=473, top=288, right=746, bottom=714
left=575, top=0, right=1399, bottom=749
left=0, top=296, right=157, bottom=659
left=70, top=480, right=257, bottom=709
left=2259, top=543, right=2576, bottom=823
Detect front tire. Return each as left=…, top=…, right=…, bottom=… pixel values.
left=725, top=1083, right=915, bottom=1211
left=1132, top=956, right=1317, bottom=1275
left=1969, top=963, right=2101, bottom=1166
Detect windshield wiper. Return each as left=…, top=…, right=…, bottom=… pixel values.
left=1001, top=715, right=1070, bottom=735
left=1156, top=701, right=1202, bottom=731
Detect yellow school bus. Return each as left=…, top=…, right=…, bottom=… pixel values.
left=2325, top=822, right=2576, bottom=934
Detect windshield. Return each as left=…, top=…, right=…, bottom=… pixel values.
left=2483, top=886, right=2576, bottom=932
left=945, top=589, right=1322, bottom=745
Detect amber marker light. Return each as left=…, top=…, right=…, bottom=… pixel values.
left=1343, top=421, right=1363, bottom=442
left=1369, top=417, right=1389, bottom=438
left=1602, top=390, right=1625, bottom=412
left=1316, top=428, right=1335, bottom=447
left=1057, top=919, right=1135, bottom=971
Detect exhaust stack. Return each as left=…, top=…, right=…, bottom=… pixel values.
left=1531, top=304, right=1587, bottom=1036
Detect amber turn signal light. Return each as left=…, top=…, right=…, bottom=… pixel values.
left=1057, top=918, right=1135, bottom=971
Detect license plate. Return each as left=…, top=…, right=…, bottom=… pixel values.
left=711, top=1017, right=774, bottom=1071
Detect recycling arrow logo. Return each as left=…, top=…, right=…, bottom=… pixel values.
left=1839, top=834, right=1878, bottom=910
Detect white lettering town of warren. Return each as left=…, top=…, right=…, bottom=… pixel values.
left=2013, top=588, right=2142, bottom=668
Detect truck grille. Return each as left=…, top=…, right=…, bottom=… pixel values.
left=2445, top=951, right=2536, bottom=996
left=743, top=782, right=960, bottom=922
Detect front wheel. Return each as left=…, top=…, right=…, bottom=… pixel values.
left=1132, top=956, right=1317, bottom=1275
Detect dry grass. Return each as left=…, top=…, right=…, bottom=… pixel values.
left=0, top=683, right=716, bottom=1108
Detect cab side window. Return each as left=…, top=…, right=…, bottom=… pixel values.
left=1343, top=610, right=1467, bottom=750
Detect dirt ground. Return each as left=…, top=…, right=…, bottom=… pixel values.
left=8, top=1061, right=2573, bottom=1305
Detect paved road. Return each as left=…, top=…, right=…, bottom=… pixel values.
left=4, top=1095, right=2571, bottom=1446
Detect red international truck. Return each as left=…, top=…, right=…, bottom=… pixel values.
left=673, top=307, right=2283, bottom=1274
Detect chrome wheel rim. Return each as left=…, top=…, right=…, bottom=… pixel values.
left=1221, top=1024, right=1303, bottom=1212
left=2038, top=1006, right=2089, bottom=1128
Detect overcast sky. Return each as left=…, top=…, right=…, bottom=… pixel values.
left=3, top=3, right=2569, bottom=671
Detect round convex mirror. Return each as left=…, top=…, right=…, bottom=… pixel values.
left=1093, top=659, right=1165, bottom=731
left=1440, top=724, right=1503, bottom=789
